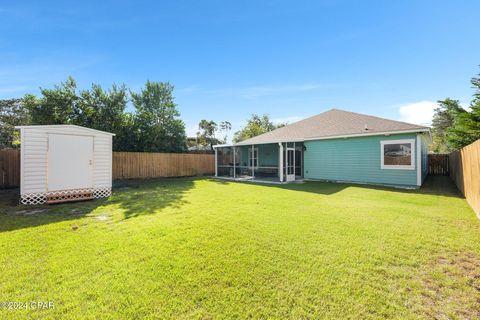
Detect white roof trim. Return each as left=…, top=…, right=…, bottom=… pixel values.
left=213, top=139, right=304, bottom=148
left=233, top=138, right=305, bottom=146
left=15, top=125, right=116, bottom=136
left=214, top=128, right=430, bottom=148
left=303, top=128, right=430, bottom=141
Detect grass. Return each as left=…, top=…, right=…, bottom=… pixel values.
left=0, top=177, right=479, bottom=319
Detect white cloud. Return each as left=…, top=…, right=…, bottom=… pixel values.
left=398, top=101, right=438, bottom=126
left=271, top=115, right=305, bottom=125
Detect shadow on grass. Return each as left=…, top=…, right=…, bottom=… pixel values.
left=418, top=176, right=462, bottom=197
left=109, top=178, right=195, bottom=219
left=211, top=176, right=462, bottom=198
left=0, top=190, right=109, bottom=233
left=0, top=178, right=196, bottom=233
left=208, top=177, right=347, bottom=195
left=0, top=176, right=460, bottom=233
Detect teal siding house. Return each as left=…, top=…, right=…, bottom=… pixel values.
left=214, top=109, right=430, bottom=188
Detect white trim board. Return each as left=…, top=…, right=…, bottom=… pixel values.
left=249, top=146, right=259, bottom=168
left=16, top=124, right=115, bottom=136
left=416, top=134, right=422, bottom=186
left=303, top=129, right=429, bottom=142
left=213, top=128, right=430, bottom=148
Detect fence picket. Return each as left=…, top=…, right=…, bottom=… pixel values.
left=449, top=140, right=480, bottom=216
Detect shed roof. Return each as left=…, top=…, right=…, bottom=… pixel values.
left=15, top=124, right=116, bottom=136
left=227, top=109, right=429, bottom=146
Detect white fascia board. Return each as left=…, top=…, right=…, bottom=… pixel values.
left=213, top=144, right=233, bottom=148
left=232, top=139, right=305, bottom=147
left=303, top=129, right=430, bottom=142
left=15, top=125, right=116, bottom=136
left=215, top=128, right=430, bottom=147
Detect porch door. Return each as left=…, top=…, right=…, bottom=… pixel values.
left=286, top=148, right=295, bottom=182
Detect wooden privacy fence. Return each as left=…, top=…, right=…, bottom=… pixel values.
left=449, top=139, right=480, bottom=216
left=0, top=149, right=20, bottom=188
left=0, top=150, right=214, bottom=188
left=112, top=152, right=214, bottom=179
left=428, top=154, right=449, bottom=175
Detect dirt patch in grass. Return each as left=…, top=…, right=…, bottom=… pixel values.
left=417, top=252, right=480, bottom=319
left=15, top=208, right=49, bottom=216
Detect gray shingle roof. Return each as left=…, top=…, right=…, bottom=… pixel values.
left=235, top=109, right=429, bottom=145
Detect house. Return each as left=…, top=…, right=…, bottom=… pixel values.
left=213, top=109, right=431, bottom=188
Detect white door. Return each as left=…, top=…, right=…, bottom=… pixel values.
left=48, top=134, right=94, bottom=191
left=286, top=148, right=295, bottom=182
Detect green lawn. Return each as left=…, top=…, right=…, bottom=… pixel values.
left=0, top=177, right=479, bottom=319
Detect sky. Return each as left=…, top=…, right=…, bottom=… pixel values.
left=1, top=0, right=479, bottom=140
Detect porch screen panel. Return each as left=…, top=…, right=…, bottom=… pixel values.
left=217, top=147, right=234, bottom=177
left=253, top=144, right=279, bottom=179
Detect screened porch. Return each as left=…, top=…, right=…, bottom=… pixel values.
left=214, top=142, right=304, bottom=183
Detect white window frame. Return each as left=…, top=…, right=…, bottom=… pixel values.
left=249, top=147, right=259, bottom=168
left=380, top=139, right=415, bottom=170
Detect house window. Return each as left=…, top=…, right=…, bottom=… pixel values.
left=249, top=147, right=258, bottom=168
left=380, top=139, right=415, bottom=170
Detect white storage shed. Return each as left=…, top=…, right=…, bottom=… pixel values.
left=15, top=125, right=115, bottom=205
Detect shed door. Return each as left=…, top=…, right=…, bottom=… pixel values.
left=48, top=134, right=94, bottom=191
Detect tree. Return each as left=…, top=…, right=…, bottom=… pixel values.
left=431, top=98, right=465, bottom=153
left=131, top=81, right=187, bottom=152
left=219, top=121, right=232, bottom=143
left=233, top=114, right=284, bottom=143
left=22, top=77, right=136, bottom=151
left=196, top=120, right=218, bottom=149
left=16, top=77, right=190, bottom=152
left=23, top=77, right=78, bottom=125
left=194, top=120, right=231, bottom=150
left=77, top=84, right=132, bottom=151
left=0, top=98, right=30, bottom=148
left=442, top=71, right=480, bottom=150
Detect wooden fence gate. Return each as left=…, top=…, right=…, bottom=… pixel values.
left=428, top=154, right=449, bottom=176
left=0, top=149, right=20, bottom=188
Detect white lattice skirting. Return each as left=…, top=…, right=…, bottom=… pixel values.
left=20, top=187, right=112, bottom=205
